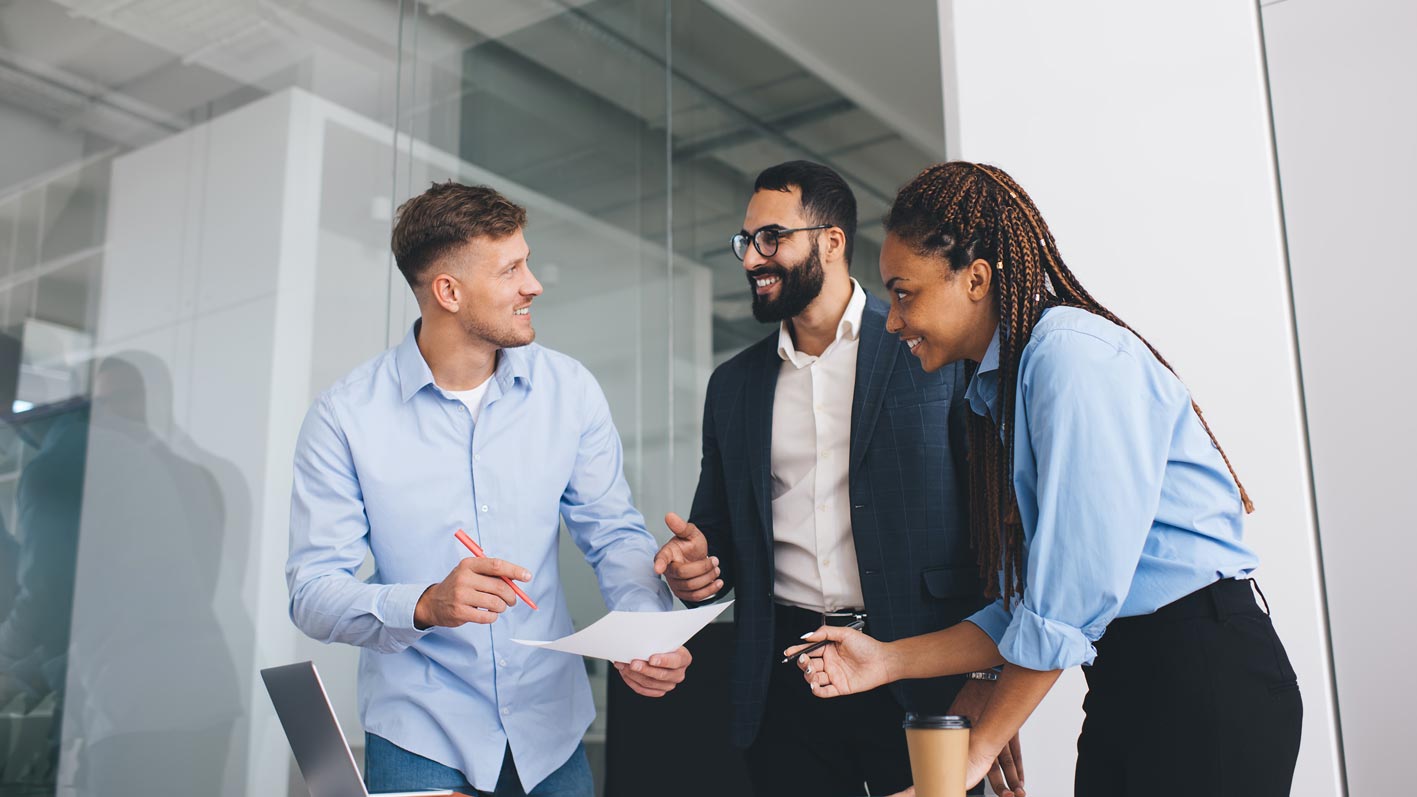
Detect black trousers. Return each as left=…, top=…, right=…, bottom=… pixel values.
left=1076, top=578, right=1303, bottom=796
left=744, top=604, right=914, bottom=796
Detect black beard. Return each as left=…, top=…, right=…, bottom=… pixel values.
left=749, top=242, right=825, bottom=323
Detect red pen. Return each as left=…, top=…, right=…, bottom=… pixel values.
left=454, top=529, right=538, bottom=611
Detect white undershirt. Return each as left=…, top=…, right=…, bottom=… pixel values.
left=445, top=378, right=492, bottom=424
left=769, top=280, right=867, bottom=613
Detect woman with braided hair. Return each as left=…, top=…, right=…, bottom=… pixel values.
left=784, top=162, right=1302, bottom=796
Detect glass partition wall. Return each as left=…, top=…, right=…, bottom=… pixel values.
left=0, top=1, right=942, bottom=793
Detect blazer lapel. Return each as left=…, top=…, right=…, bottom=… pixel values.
left=851, top=294, right=898, bottom=474
left=745, top=341, right=780, bottom=562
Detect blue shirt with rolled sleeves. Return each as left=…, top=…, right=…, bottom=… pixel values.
left=286, top=322, right=671, bottom=793
left=963, top=307, right=1258, bottom=672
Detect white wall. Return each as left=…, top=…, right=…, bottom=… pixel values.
left=939, top=1, right=1342, bottom=794
left=1262, top=1, right=1417, bottom=794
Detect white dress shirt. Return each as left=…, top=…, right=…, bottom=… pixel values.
left=770, top=280, right=867, bottom=613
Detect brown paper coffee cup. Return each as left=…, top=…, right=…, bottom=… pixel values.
left=903, top=713, right=970, bottom=797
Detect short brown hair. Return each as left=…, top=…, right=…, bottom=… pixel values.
left=391, top=181, right=527, bottom=289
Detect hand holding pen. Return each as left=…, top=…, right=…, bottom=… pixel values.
left=781, top=621, right=894, bottom=699
left=780, top=619, right=865, bottom=663
left=454, top=529, right=538, bottom=610
left=411, top=530, right=537, bottom=630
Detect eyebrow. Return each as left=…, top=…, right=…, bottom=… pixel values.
left=885, top=277, right=910, bottom=289
left=739, top=223, right=788, bottom=236
left=503, top=250, right=529, bottom=269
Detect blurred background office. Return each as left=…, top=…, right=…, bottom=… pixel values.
left=0, top=1, right=1408, bottom=795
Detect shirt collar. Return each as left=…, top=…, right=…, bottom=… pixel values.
left=776, top=279, right=868, bottom=367
left=964, top=324, right=1002, bottom=419
left=395, top=320, right=532, bottom=403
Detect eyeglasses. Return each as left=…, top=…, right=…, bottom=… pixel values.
left=730, top=225, right=831, bottom=261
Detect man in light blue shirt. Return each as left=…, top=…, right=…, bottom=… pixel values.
left=287, top=182, right=689, bottom=796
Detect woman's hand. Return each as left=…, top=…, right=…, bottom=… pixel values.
left=782, top=625, right=895, bottom=697
left=968, top=737, right=1008, bottom=794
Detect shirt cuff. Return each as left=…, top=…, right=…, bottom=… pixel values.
left=379, top=582, right=436, bottom=635
left=965, top=599, right=1013, bottom=645
left=997, top=603, right=1097, bottom=671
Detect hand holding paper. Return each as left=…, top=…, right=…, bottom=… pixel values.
left=614, top=645, right=692, bottom=698
left=512, top=600, right=732, bottom=663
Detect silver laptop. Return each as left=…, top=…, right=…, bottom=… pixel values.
left=261, top=661, right=455, bottom=797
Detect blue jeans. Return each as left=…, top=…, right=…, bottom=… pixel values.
left=364, top=734, right=593, bottom=797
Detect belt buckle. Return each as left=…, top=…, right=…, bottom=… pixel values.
left=822, top=609, right=867, bottom=628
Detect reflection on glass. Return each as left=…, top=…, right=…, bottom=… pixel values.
left=0, top=396, right=85, bottom=796
left=63, top=352, right=245, bottom=793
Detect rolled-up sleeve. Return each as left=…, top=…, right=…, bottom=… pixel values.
left=994, top=330, right=1173, bottom=671
left=287, top=395, right=431, bottom=652
left=965, top=598, right=1013, bottom=645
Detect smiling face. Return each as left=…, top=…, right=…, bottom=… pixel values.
left=879, top=232, right=998, bottom=371
left=431, top=228, right=543, bottom=349
left=739, top=187, right=828, bottom=323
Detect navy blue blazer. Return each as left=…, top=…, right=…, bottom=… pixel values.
left=689, top=292, right=985, bottom=749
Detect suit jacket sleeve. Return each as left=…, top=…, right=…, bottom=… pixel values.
left=685, top=372, right=737, bottom=605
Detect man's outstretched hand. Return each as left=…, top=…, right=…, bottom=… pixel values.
left=653, top=512, right=722, bottom=602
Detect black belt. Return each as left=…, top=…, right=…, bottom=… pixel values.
left=775, top=603, right=869, bottom=636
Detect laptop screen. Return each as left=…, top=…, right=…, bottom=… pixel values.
left=261, top=661, right=369, bottom=797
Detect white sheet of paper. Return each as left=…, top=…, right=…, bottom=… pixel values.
left=511, top=601, right=732, bottom=662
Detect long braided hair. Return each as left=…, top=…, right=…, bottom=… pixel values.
left=885, top=162, right=1254, bottom=601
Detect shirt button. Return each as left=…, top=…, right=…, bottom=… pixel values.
left=818, top=504, right=827, bottom=513
left=474, top=455, right=480, bottom=462
left=822, top=559, right=831, bottom=567
left=815, top=404, right=825, bottom=413
left=820, top=451, right=830, bottom=460
left=480, top=505, right=489, bottom=512
left=498, top=659, right=508, bottom=667
left=501, top=706, right=511, bottom=716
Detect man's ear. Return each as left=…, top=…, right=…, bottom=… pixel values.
left=428, top=272, right=461, bottom=313
left=822, top=225, right=848, bottom=264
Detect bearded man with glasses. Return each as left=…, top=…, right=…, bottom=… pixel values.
left=653, top=161, right=1021, bottom=797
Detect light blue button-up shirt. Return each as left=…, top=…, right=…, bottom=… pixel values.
left=964, top=307, right=1258, bottom=672
left=287, top=323, right=671, bottom=793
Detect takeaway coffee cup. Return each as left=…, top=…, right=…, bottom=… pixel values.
left=903, top=713, right=970, bottom=797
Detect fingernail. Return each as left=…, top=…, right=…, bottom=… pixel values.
left=800, top=631, right=813, bottom=639
left=710, top=556, right=719, bottom=565
left=632, top=662, right=643, bottom=672
left=522, top=571, right=532, bottom=581
left=650, top=657, right=660, bottom=667
left=613, top=662, right=623, bottom=670
left=798, top=655, right=807, bottom=664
